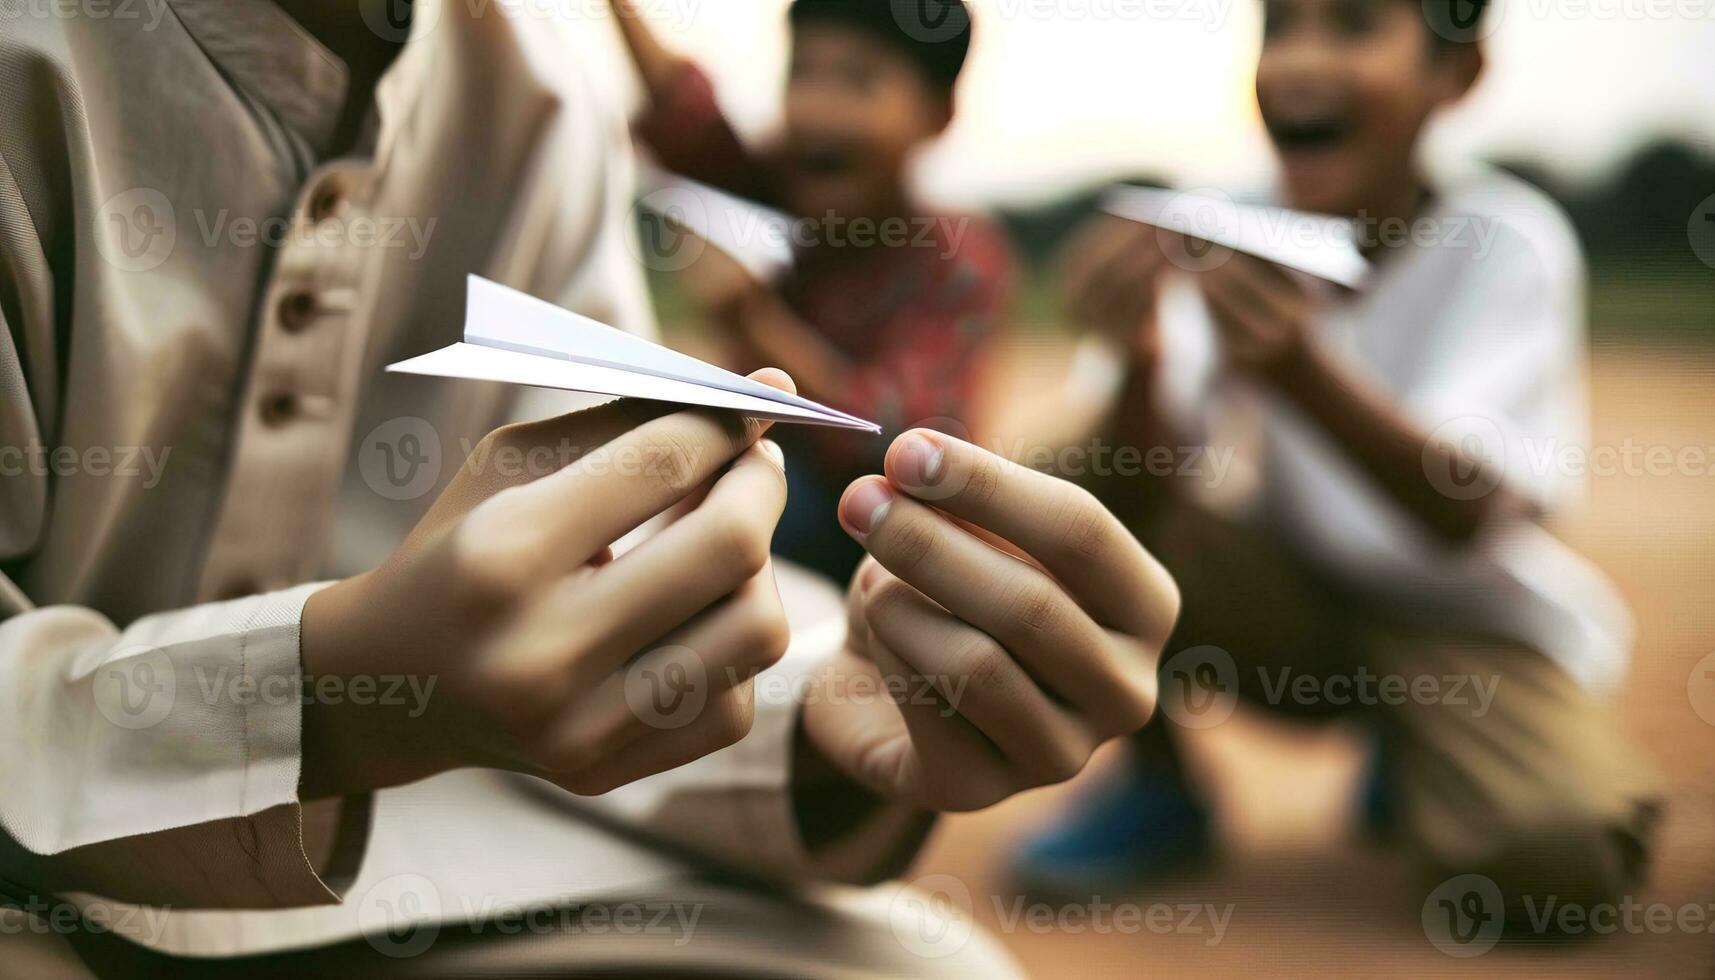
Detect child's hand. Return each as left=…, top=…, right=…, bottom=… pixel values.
left=803, top=430, right=1179, bottom=812
left=1196, top=253, right=1315, bottom=379
left=299, top=381, right=793, bottom=799
left=1059, top=215, right=1170, bottom=365
left=677, top=230, right=765, bottom=320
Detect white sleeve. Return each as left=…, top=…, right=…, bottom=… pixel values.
left=0, top=584, right=367, bottom=909
left=1399, top=209, right=1589, bottom=516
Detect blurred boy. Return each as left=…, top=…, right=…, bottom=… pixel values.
left=1022, top=0, right=1660, bottom=923
left=615, top=0, right=1014, bottom=582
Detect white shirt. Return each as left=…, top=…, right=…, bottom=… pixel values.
left=1150, top=170, right=1632, bottom=691
left=0, top=0, right=863, bottom=961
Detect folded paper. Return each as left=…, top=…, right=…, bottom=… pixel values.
left=387, top=276, right=879, bottom=432
left=637, top=169, right=796, bottom=284
left=1102, top=186, right=1368, bottom=289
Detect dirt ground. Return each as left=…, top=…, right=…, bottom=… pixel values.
left=910, top=343, right=1715, bottom=979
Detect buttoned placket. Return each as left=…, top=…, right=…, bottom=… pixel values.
left=197, top=162, right=380, bottom=602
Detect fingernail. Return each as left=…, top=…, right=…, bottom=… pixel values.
left=842, top=480, right=894, bottom=538
left=894, top=431, right=944, bottom=489
left=760, top=438, right=784, bottom=466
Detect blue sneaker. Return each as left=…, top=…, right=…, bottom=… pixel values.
left=1357, top=732, right=1397, bottom=843
left=1010, top=763, right=1213, bottom=901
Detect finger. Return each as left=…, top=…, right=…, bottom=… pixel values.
left=1086, top=236, right=1166, bottom=333
left=873, top=430, right=1178, bottom=643
left=1058, top=218, right=1134, bottom=315
left=571, top=439, right=788, bottom=679
left=474, top=438, right=787, bottom=713
left=503, top=372, right=795, bottom=566
left=865, top=632, right=1017, bottom=812
left=544, top=562, right=789, bottom=764
left=843, top=481, right=1155, bottom=721
left=843, top=557, right=888, bottom=661
left=863, top=573, right=1098, bottom=783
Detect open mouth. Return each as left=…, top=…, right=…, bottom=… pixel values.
left=1266, top=114, right=1353, bottom=154
left=794, top=145, right=857, bottom=177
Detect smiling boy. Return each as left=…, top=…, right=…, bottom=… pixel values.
left=1028, top=0, right=1662, bottom=926
left=615, top=0, right=1014, bottom=583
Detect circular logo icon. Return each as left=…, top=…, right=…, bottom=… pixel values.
left=359, top=416, right=443, bottom=501
left=358, top=873, right=443, bottom=958
left=1422, top=414, right=1507, bottom=501
left=890, top=0, right=969, bottom=44
left=632, top=187, right=711, bottom=273
left=358, top=0, right=441, bottom=43
left=1688, top=192, right=1715, bottom=270
left=1688, top=651, right=1715, bottom=727
left=890, top=874, right=975, bottom=960
left=95, top=188, right=176, bottom=273
left=625, top=644, right=708, bottom=730
left=1155, top=188, right=1238, bottom=274
left=92, top=645, right=177, bottom=731
left=1422, top=0, right=1504, bottom=43
left=1157, top=645, right=1239, bottom=729
left=1422, top=873, right=1504, bottom=956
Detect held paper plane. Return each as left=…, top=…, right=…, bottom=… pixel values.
left=1101, top=186, right=1369, bottom=290
left=386, top=276, right=880, bottom=433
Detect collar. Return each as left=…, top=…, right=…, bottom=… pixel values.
left=167, top=0, right=349, bottom=157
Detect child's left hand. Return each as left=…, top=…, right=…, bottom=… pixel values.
left=1196, top=252, right=1317, bottom=379
left=800, top=430, right=1179, bottom=813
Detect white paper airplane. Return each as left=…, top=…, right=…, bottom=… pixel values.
left=387, top=276, right=879, bottom=432
left=1101, top=186, right=1368, bottom=289
left=636, top=170, right=796, bottom=284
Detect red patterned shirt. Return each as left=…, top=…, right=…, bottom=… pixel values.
left=636, top=62, right=1015, bottom=479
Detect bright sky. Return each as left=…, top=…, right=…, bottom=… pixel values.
left=589, top=0, right=1715, bottom=207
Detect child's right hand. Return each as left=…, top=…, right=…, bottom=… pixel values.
left=298, top=382, right=793, bottom=800
left=1059, top=215, right=1170, bottom=366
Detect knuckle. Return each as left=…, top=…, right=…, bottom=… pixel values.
left=962, top=453, right=1003, bottom=506
left=710, top=508, right=771, bottom=580
left=861, top=578, right=920, bottom=634
left=730, top=588, right=790, bottom=672
left=880, top=514, right=938, bottom=574
left=956, top=634, right=1011, bottom=694
left=1029, top=742, right=1090, bottom=786
left=1004, top=576, right=1062, bottom=638
left=536, top=737, right=600, bottom=777
left=708, top=691, right=756, bottom=750
left=1050, top=484, right=1111, bottom=559
left=638, top=430, right=704, bottom=495
left=450, top=511, right=537, bottom=599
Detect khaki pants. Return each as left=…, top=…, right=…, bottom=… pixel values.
left=1138, top=501, right=1663, bottom=913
